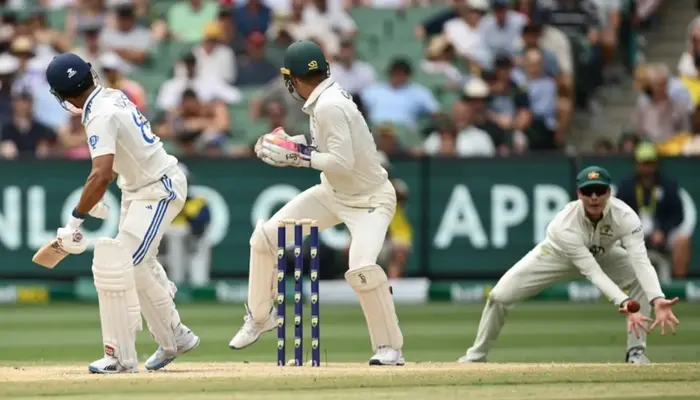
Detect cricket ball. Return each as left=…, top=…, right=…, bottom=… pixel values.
left=626, top=299, right=640, bottom=313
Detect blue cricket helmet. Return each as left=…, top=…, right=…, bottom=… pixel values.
left=45, top=53, right=94, bottom=100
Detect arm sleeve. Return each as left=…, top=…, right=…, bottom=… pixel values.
left=418, top=86, right=440, bottom=114
left=553, top=229, right=629, bottom=306
left=620, top=213, right=666, bottom=301
left=423, top=9, right=457, bottom=35
left=85, top=114, right=118, bottom=158
left=309, top=104, right=355, bottom=173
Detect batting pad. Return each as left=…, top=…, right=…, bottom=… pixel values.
left=92, top=238, right=142, bottom=369
left=248, top=221, right=277, bottom=323
left=134, top=261, right=179, bottom=354
left=346, top=265, right=404, bottom=351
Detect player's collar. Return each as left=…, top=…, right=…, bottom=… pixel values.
left=81, top=86, right=103, bottom=125
left=302, top=78, right=334, bottom=114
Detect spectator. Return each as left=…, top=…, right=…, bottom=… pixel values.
left=420, top=34, right=463, bottom=89
left=0, top=90, right=54, bottom=159
left=374, top=124, right=412, bottom=157
left=193, top=20, right=237, bottom=84
left=166, top=0, right=219, bottom=43
left=478, top=0, right=527, bottom=57
left=157, top=52, right=241, bottom=112
left=593, top=137, right=614, bottom=155
left=302, top=0, right=357, bottom=39
left=679, top=25, right=700, bottom=78
left=415, top=1, right=459, bottom=41
left=618, top=132, right=640, bottom=154
left=462, top=76, right=510, bottom=155
left=683, top=105, right=700, bottom=155
left=64, top=0, right=107, bottom=46
left=100, top=1, right=152, bottom=70
left=331, top=39, right=376, bottom=106
left=99, top=52, right=147, bottom=112
left=11, top=36, right=69, bottom=131
left=250, top=76, right=307, bottom=139
left=546, top=0, right=601, bottom=44
left=442, top=0, right=491, bottom=71
left=235, top=31, right=278, bottom=86
left=360, top=57, right=440, bottom=130
left=484, top=55, right=532, bottom=148
left=590, top=0, right=621, bottom=75
left=0, top=54, right=19, bottom=128
left=25, top=10, right=68, bottom=60
left=637, top=64, right=693, bottom=114
left=72, top=19, right=104, bottom=77
left=264, top=100, right=304, bottom=137
left=57, top=114, right=91, bottom=160
left=515, top=22, right=559, bottom=78
left=216, top=6, right=245, bottom=55
left=616, top=143, right=691, bottom=280
left=423, top=105, right=495, bottom=157
left=381, top=158, right=412, bottom=280
left=234, top=0, right=272, bottom=38
left=516, top=10, right=574, bottom=95
left=679, top=51, right=700, bottom=105
left=632, top=65, right=690, bottom=143
left=267, top=0, right=339, bottom=56
left=520, top=48, right=559, bottom=149
left=155, top=89, right=230, bottom=156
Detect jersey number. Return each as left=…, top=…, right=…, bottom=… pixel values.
left=132, top=110, right=156, bottom=144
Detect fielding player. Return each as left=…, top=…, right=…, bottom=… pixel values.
left=229, top=40, right=404, bottom=365
left=45, top=53, right=199, bottom=373
left=459, top=166, right=680, bottom=364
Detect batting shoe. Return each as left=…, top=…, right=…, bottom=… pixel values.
left=626, top=346, right=651, bottom=364
left=369, top=346, right=405, bottom=366
left=229, top=304, right=277, bottom=350
left=145, top=323, right=200, bottom=371
left=457, top=354, right=486, bottom=363
left=88, top=355, right=138, bottom=374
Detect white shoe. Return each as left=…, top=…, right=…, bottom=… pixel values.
left=144, top=323, right=200, bottom=371
left=626, top=346, right=650, bottom=364
left=229, top=304, right=278, bottom=350
left=88, top=355, right=138, bottom=374
left=369, top=346, right=405, bottom=366
left=457, top=353, right=486, bottom=363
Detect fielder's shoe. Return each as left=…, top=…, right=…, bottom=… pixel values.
left=229, top=304, right=277, bottom=350
left=626, top=346, right=650, bottom=364
left=88, top=355, right=138, bottom=374
left=145, top=323, right=200, bottom=371
left=457, top=354, right=486, bottom=363
left=369, top=346, right=405, bottom=366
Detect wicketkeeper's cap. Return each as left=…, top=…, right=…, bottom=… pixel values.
left=576, top=166, right=612, bottom=189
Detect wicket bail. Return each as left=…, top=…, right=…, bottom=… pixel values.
left=276, top=219, right=320, bottom=367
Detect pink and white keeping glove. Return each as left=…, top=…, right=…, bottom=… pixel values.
left=56, top=216, right=88, bottom=255
left=256, top=129, right=315, bottom=168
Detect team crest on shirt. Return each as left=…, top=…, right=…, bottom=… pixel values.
left=88, top=135, right=99, bottom=149
left=600, top=224, right=613, bottom=237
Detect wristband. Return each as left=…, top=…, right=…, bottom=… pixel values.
left=72, top=208, right=88, bottom=219
left=649, top=296, right=664, bottom=306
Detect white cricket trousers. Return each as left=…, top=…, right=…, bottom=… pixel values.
left=466, top=244, right=651, bottom=361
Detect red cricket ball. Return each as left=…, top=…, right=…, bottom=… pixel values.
left=626, top=299, right=641, bottom=313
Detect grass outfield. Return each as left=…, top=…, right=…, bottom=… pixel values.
left=0, top=302, right=699, bottom=398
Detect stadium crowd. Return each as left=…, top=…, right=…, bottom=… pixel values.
left=0, top=0, right=685, bottom=160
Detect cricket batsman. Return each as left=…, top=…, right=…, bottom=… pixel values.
left=45, top=53, right=199, bottom=373
left=229, top=40, right=404, bottom=365
left=459, top=166, right=680, bottom=364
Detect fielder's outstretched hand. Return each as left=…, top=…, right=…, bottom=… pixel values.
left=651, top=297, right=680, bottom=335
left=619, top=303, right=652, bottom=339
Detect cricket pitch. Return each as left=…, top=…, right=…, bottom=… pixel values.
left=1, top=362, right=699, bottom=399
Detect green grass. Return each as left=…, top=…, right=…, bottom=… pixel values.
left=0, top=302, right=699, bottom=398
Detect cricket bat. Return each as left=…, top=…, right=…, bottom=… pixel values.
left=32, top=239, right=69, bottom=269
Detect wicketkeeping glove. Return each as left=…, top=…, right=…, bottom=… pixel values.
left=257, top=134, right=315, bottom=168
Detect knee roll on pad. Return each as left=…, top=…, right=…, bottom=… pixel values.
left=249, top=220, right=277, bottom=255
left=134, top=260, right=179, bottom=353
left=92, top=238, right=142, bottom=368
left=345, top=265, right=404, bottom=351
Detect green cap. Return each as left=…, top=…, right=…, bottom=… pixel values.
left=576, top=166, right=612, bottom=189
left=635, top=142, right=658, bottom=163
left=280, top=40, right=329, bottom=78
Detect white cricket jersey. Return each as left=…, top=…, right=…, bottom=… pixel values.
left=302, top=78, right=388, bottom=195
left=81, top=86, right=178, bottom=191
left=541, top=197, right=665, bottom=305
